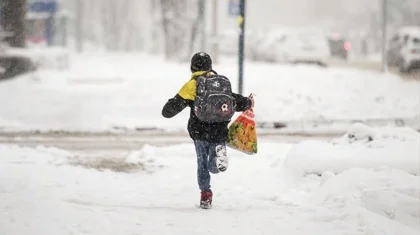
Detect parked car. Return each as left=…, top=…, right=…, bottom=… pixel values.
left=249, top=30, right=281, bottom=62
left=219, top=28, right=266, bottom=59
left=260, top=28, right=330, bottom=66
left=0, top=26, right=37, bottom=80
left=327, top=34, right=350, bottom=60
left=387, top=26, right=420, bottom=73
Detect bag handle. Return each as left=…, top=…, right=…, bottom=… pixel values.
left=247, top=93, right=255, bottom=112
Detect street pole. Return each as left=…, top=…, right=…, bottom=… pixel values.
left=212, top=0, right=218, bottom=63
left=238, top=0, right=246, bottom=95
left=75, top=0, right=83, bottom=53
left=381, top=0, right=388, bottom=73
left=200, top=0, right=206, bottom=51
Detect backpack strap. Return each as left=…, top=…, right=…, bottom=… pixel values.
left=191, top=70, right=219, bottom=81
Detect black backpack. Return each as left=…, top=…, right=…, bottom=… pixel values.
left=194, top=74, right=236, bottom=122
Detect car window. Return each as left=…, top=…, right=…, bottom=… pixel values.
left=413, top=37, right=420, bottom=44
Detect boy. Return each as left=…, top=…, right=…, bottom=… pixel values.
left=161, top=52, right=253, bottom=209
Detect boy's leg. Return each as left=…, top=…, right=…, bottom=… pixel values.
left=208, top=142, right=228, bottom=173
left=194, top=140, right=211, bottom=192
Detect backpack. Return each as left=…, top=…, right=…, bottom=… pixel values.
left=194, top=74, right=236, bottom=122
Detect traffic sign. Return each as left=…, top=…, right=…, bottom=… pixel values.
left=28, top=1, right=57, bottom=13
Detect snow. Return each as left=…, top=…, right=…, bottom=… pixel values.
left=310, top=167, right=420, bottom=230
left=1, top=124, right=419, bottom=234
left=398, top=26, right=420, bottom=37
left=0, top=52, right=419, bottom=132
left=284, top=123, right=420, bottom=175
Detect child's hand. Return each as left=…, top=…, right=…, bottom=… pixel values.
left=249, top=93, right=255, bottom=107
left=250, top=97, right=255, bottom=107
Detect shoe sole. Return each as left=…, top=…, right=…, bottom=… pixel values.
left=198, top=204, right=212, bottom=209
left=215, top=145, right=228, bottom=171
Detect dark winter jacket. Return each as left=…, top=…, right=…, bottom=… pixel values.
left=161, top=70, right=252, bottom=143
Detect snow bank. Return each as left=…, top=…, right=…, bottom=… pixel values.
left=0, top=53, right=419, bottom=132
left=361, top=189, right=420, bottom=229
left=312, top=167, right=418, bottom=203
left=284, top=123, right=420, bottom=175
left=8, top=47, right=70, bottom=70
left=279, top=124, right=420, bottom=230
left=0, top=143, right=165, bottom=173
left=310, top=167, right=420, bottom=230
left=124, top=145, right=165, bottom=172
left=0, top=144, right=72, bottom=164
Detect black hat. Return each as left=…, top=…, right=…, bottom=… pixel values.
left=190, top=52, right=212, bottom=73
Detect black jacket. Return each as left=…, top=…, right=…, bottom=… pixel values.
left=162, top=71, right=252, bottom=143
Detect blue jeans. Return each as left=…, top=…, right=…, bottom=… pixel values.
left=194, top=140, right=225, bottom=192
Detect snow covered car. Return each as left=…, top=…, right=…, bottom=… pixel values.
left=0, top=28, right=37, bottom=80
left=255, top=28, right=331, bottom=66
left=387, top=26, right=420, bottom=73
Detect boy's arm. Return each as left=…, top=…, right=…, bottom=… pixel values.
left=161, top=79, right=196, bottom=118
left=161, top=94, right=189, bottom=118
left=232, top=93, right=253, bottom=112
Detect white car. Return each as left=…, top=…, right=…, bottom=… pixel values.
left=274, top=29, right=330, bottom=66
left=387, top=26, right=420, bottom=72
left=251, top=28, right=331, bottom=66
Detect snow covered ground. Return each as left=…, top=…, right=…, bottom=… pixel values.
left=285, top=123, right=420, bottom=175
left=0, top=52, right=419, bottom=132
left=1, top=124, right=419, bottom=234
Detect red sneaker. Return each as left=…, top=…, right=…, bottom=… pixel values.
left=200, top=190, right=212, bottom=209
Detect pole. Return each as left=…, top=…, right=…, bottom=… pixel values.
left=75, top=0, right=83, bottom=53
left=381, top=0, right=388, bottom=72
left=238, top=0, right=246, bottom=95
left=46, top=15, right=54, bottom=46
left=211, top=0, right=218, bottom=63
left=200, top=0, right=206, bottom=51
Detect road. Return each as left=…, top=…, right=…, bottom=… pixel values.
left=0, top=130, right=338, bottom=157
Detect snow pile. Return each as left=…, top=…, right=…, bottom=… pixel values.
left=0, top=143, right=164, bottom=174
left=284, top=123, right=420, bottom=175
left=8, top=47, right=70, bottom=70
left=278, top=124, right=420, bottom=231
left=361, top=187, right=420, bottom=229
left=0, top=144, right=72, bottom=165
left=124, top=144, right=165, bottom=173
left=311, top=167, right=420, bottom=230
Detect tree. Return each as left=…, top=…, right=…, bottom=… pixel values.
left=158, top=0, right=204, bottom=60
left=58, top=0, right=202, bottom=58
left=64, top=0, right=148, bottom=52
left=0, top=0, right=27, bottom=47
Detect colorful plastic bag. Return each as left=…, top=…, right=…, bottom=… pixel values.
left=227, top=106, right=257, bottom=155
